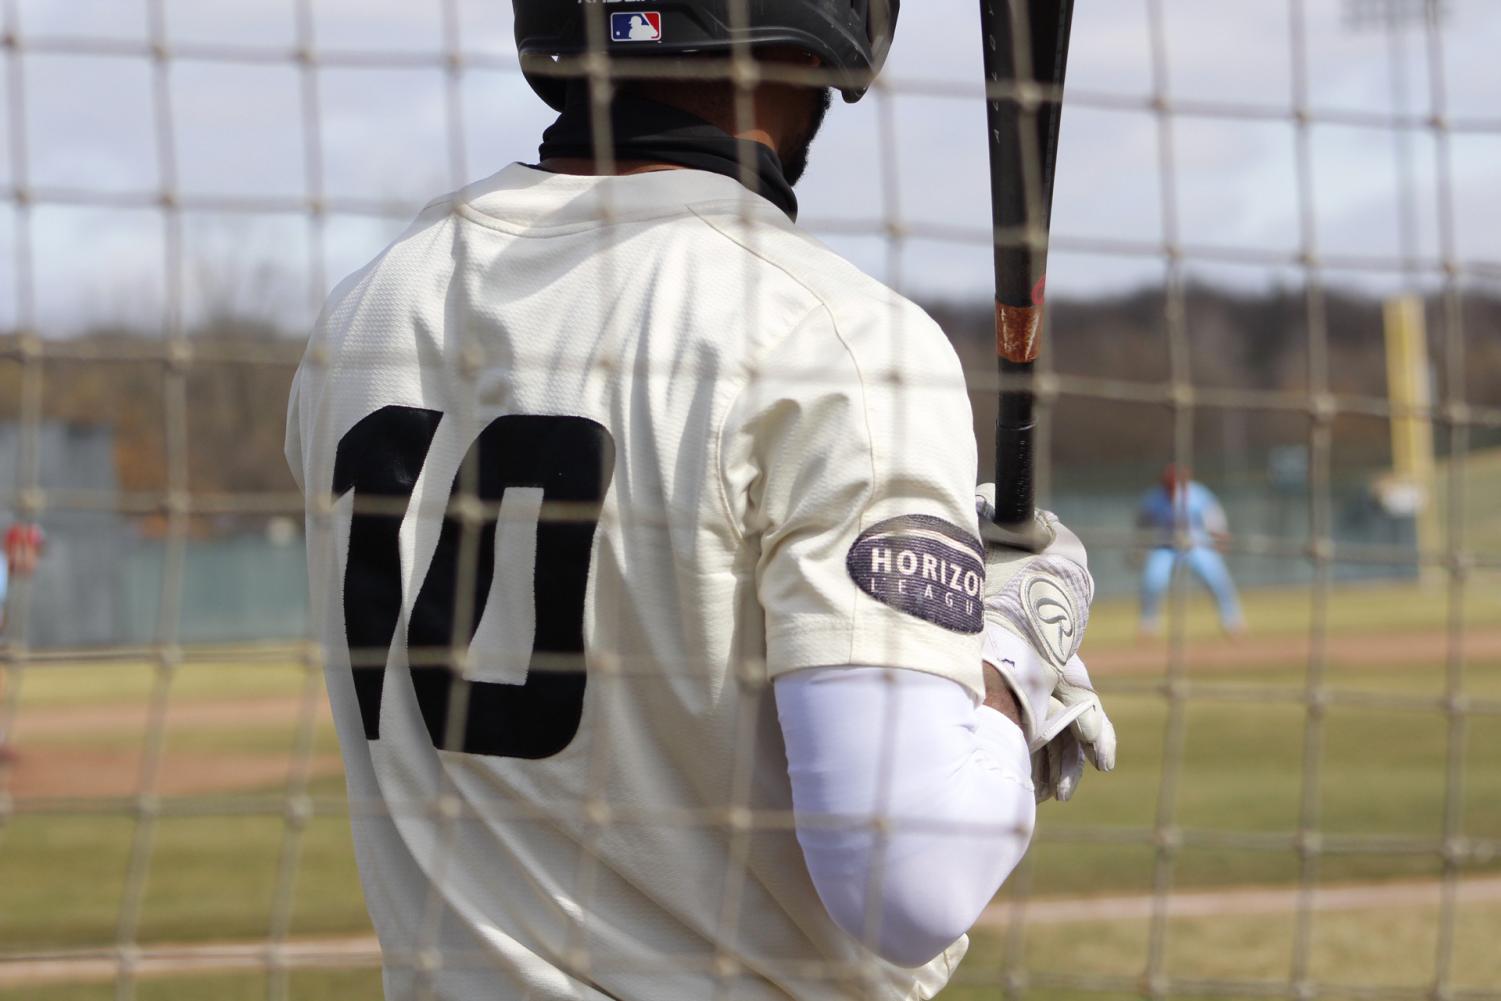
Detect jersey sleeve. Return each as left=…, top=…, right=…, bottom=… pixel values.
left=722, top=301, right=986, bottom=700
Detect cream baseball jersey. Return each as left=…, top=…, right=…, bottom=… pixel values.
left=286, top=163, right=986, bottom=1000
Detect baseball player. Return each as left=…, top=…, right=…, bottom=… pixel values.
left=0, top=534, right=7, bottom=761
left=2, top=521, right=42, bottom=581
left=287, top=4, right=1116, bottom=998
left=1136, top=464, right=1246, bottom=637
left=0, top=521, right=42, bottom=761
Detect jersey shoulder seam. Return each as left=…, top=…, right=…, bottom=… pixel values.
left=689, top=200, right=891, bottom=508
left=692, top=207, right=881, bottom=659
left=710, top=302, right=836, bottom=548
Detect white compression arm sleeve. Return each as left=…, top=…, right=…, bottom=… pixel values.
left=774, top=666, right=1036, bottom=968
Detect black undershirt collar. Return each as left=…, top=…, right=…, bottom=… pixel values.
left=536, top=87, right=798, bottom=221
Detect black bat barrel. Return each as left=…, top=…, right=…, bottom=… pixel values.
left=979, top=0, right=1075, bottom=537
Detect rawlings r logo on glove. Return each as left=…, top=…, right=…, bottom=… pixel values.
left=976, top=483, right=1118, bottom=802
left=1027, top=577, right=1078, bottom=665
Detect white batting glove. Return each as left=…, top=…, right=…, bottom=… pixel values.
left=984, top=634, right=1116, bottom=801
left=976, top=485, right=1117, bottom=798
left=1032, top=697, right=1086, bottom=802
left=1031, top=657, right=1117, bottom=802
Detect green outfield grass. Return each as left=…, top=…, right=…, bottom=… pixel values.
left=1083, top=574, right=1500, bottom=648
left=7, top=649, right=316, bottom=709
left=2, top=580, right=1498, bottom=996
left=0, top=781, right=367, bottom=950
left=945, top=897, right=1501, bottom=1000
left=1022, top=654, right=1501, bottom=897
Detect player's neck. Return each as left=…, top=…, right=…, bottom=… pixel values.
left=540, top=129, right=779, bottom=178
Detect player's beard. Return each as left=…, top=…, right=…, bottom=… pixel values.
left=780, top=87, right=833, bottom=187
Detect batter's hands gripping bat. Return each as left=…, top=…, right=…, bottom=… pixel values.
left=979, top=0, right=1076, bottom=549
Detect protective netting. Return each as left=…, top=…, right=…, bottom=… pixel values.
left=1, top=1, right=1499, bottom=999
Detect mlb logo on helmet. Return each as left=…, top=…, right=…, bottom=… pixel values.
left=611, top=11, right=662, bottom=42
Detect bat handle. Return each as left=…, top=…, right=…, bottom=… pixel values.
left=991, top=348, right=1046, bottom=551
left=992, top=417, right=1034, bottom=528
left=984, top=433, right=1048, bottom=552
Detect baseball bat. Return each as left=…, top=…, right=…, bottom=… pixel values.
left=979, top=0, right=1075, bottom=546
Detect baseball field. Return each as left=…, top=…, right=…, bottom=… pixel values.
left=2, top=576, right=1498, bottom=999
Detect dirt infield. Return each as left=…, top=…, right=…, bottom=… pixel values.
left=2, top=745, right=345, bottom=800
left=0, top=935, right=381, bottom=989
left=12, top=695, right=331, bottom=740
left=3, top=696, right=339, bottom=800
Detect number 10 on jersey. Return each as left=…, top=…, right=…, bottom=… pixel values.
left=332, top=406, right=616, bottom=760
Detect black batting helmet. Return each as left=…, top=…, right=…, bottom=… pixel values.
left=513, top=0, right=901, bottom=111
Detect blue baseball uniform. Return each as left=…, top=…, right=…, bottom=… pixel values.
left=1136, top=481, right=1244, bottom=632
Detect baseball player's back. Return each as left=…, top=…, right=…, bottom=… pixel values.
left=287, top=163, right=983, bottom=1000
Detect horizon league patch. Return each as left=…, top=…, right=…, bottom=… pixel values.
left=846, top=515, right=985, bottom=634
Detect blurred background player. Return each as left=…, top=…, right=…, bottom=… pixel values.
left=0, top=520, right=44, bottom=761
left=1136, top=464, right=1245, bottom=637
left=3, top=521, right=43, bottom=580
left=0, top=540, right=6, bottom=763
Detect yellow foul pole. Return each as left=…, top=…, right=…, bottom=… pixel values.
left=1383, top=296, right=1438, bottom=581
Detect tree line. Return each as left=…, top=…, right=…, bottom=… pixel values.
left=2, top=286, right=1496, bottom=531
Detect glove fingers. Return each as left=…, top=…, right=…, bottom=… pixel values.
left=1073, top=712, right=1116, bottom=773
left=1054, top=734, right=1085, bottom=802
left=1080, top=735, right=1100, bottom=772
left=1057, top=690, right=1106, bottom=744
left=1060, top=654, right=1097, bottom=691
left=1052, top=684, right=1118, bottom=774
left=1087, top=712, right=1118, bottom=773
left=1046, top=740, right=1065, bottom=802
left=1032, top=750, right=1054, bottom=804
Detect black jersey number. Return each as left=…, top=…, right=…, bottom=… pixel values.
left=333, top=405, right=615, bottom=760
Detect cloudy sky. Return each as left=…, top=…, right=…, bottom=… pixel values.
left=2, top=0, right=1497, bottom=335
